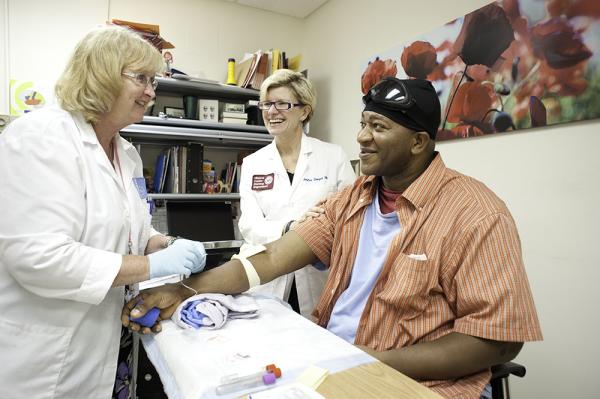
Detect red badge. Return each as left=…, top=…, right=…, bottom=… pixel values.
left=251, top=173, right=275, bottom=191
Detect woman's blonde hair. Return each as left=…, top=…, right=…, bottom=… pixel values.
left=55, top=25, right=163, bottom=123
left=260, top=69, right=316, bottom=125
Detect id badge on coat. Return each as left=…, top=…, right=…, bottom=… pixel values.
left=251, top=173, right=275, bottom=191
left=132, top=177, right=147, bottom=199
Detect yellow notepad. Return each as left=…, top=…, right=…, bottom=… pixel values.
left=295, top=365, right=329, bottom=389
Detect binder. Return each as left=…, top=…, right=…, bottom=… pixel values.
left=152, top=151, right=167, bottom=193
left=186, top=142, right=204, bottom=193
left=248, top=53, right=269, bottom=90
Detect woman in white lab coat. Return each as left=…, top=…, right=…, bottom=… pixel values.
left=238, top=69, right=356, bottom=318
left=0, top=26, right=206, bottom=398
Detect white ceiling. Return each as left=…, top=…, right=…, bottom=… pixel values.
left=220, top=0, right=329, bottom=18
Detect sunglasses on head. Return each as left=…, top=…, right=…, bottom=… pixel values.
left=363, top=77, right=415, bottom=111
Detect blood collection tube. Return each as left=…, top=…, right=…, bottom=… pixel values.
left=215, top=371, right=277, bottom=395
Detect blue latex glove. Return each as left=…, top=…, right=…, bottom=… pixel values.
left=148, top=239, right=206, bottom=279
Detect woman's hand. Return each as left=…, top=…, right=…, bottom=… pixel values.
left=121, top=283, right=187, bottom=334
left=290, top=197, right=327, bottom=230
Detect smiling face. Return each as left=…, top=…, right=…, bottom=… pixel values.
left=106, top=71, right=155, bottom=129
left=262, top=86, right=309, bottom=138
left=357, top=110, right=436, bottom=193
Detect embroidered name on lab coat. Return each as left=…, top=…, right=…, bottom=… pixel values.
left=303, top=176, right=328, bottom=182
left=252, top=173, right=275, bottom=191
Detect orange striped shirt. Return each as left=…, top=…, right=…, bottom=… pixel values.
left=295, top=153, right=542, bottom=399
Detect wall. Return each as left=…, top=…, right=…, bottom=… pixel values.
left=108, top=0, right=303, bottom=83
left=3, top=0, right=599, bottom=397
left=0, top=0, right=303, bottom=114
left=0, top=0, right=7, bottom=114
left=3, top=0, right=109, bottom=114
left=303, top=0, right=599, bottom=397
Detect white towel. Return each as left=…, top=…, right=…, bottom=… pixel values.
left=171, top=293, right=260, bottom=330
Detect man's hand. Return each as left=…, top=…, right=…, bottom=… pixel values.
left=356, top=344, right=379, bottom=358
left=121, top=283, right=187, bottom=334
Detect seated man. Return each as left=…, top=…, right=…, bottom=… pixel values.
left=123, top=77, right=542, bottom=399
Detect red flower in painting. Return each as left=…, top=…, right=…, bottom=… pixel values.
left=454, top=3, right=514, bottom=67
left=530, top=96, right=547, bottom=127
left=502, top=0, right=529, bottom=38
left=446, top=81, right=496, bottom=124
left=361, top=57, right=397, bottom=94
left=401, top=41, right=438, bottom=79
left=547, top=0, right=600, bottom=19
left=531, top=17, right=592, bottom=69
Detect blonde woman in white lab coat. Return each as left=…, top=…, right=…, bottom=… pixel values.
left=238, top=69, right=356, bottom=318
left=0, top=26, right=206, bottom=398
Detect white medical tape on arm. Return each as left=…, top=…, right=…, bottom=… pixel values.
left=231, top=244, right=267, bottom=288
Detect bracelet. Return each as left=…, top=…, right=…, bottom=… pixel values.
left=179, top=281, right=198, bottom=296
left=164, top=236, right=179, bottom=248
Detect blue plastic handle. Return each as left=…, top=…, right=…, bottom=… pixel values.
left=129, top=306, right=160, bottom=327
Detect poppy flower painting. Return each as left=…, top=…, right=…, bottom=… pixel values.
left=361, top=0, right=600, bottom=141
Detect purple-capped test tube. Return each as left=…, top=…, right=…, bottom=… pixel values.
left=215, top=371, right=277, bottom=395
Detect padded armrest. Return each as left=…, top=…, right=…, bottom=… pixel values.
left=491, top=361, right=526, bottom=380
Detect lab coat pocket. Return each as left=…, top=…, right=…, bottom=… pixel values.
left=0, top=316, right=72, bottom=399
left=377, top=253, right=437, bottom=316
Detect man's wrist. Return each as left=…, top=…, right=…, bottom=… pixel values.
left=169, top=281, right=194, bottom=302
left=163, top=235, right=178, bottom=248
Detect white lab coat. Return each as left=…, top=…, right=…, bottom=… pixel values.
left=0, top=106, right=158, bottom=398
left=238, top=135, right=356, bottom=317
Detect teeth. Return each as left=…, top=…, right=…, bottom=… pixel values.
left=269, top=119, right=284, bottom=123
left=135, top=100, right=146, bottom=106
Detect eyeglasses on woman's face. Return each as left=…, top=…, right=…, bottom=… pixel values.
left=258, top=101, right=303, bottom=111
left=122, top=71, right=159, bottom=90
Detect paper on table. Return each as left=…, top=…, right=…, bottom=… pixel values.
left=295, top=365, right=329, bottom=389
left=141, top=296, right=375, bottom=399
left=246, top=382, right=325, bottom=399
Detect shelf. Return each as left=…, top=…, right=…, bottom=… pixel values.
left=142, top=115, right=267, bottom=134
left=156, top=77, right=260, bottom=101
left=148, top=193, right=240, bottom=201
left=121, top=121, right=272, bottom=146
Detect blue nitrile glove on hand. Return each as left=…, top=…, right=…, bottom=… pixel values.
left=148, top=239, right=206, bottom=279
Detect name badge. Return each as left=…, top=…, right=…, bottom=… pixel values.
left=251, top=173, right=275, bottom=191
left=132, top=177, right=148, bottom=199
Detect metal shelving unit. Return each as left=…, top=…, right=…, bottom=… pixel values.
left=122, top=116, right=271, bottom=147
left=154, top=76, right=260, bottom=101
left=147, top=193, right=240, bottom=201
left=120, top=76, right=271, bottom=201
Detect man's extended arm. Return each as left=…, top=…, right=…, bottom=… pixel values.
left=359, top=332, right=523, bottom=380
left=122, top=231, right=318, bottom=332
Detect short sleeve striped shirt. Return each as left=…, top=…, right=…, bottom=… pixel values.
left=294, top=153, right=542, bottom=398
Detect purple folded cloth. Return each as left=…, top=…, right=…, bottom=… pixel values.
left=180, top=301, right=208, bottom=329
left=172, top=293, right=260, bottom=330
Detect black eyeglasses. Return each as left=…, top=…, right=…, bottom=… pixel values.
left=362, top=77, right=415, bottom=110
left=258, top=101, right=304, bottom=111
